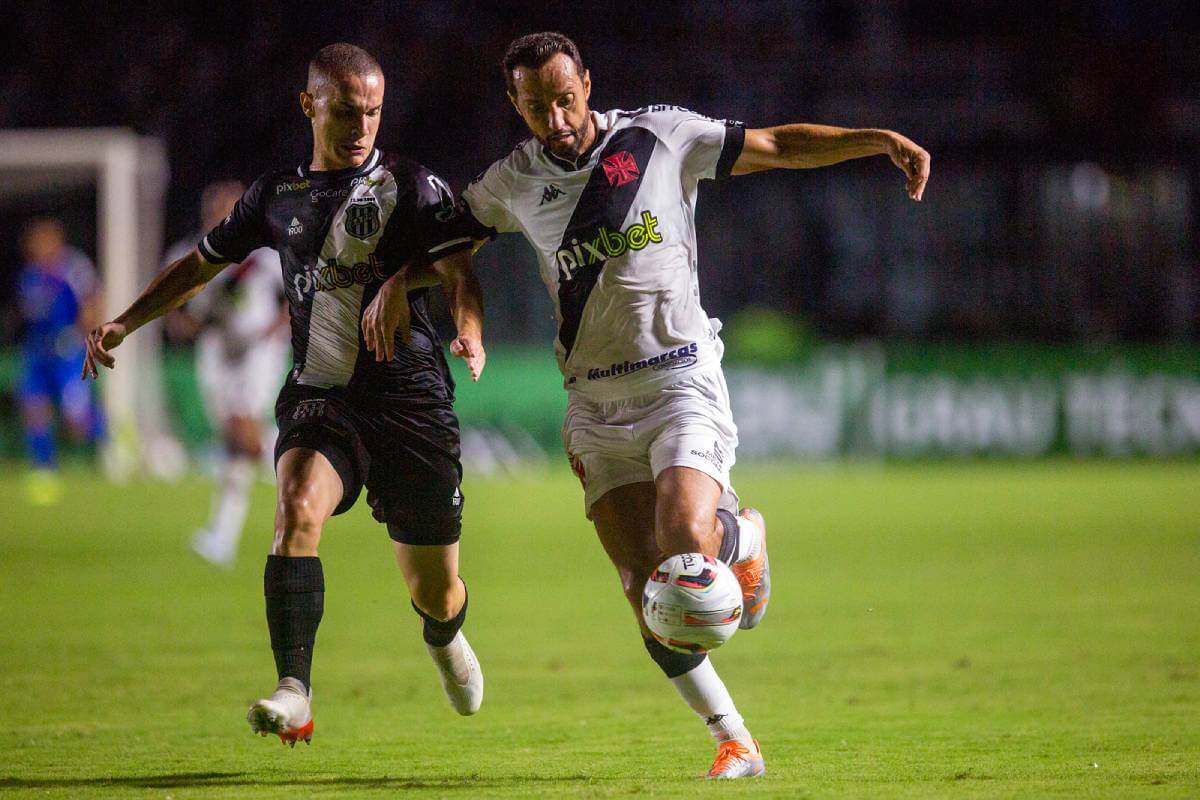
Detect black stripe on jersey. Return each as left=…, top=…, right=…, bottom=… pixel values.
left=555, top=125, right=659, bottom=360
left=715, top=123, right=746, bottom=181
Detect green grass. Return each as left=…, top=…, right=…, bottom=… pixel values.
left=1, top=462, right=1197, bottom=798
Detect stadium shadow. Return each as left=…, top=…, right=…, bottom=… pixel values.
left=0, top=772, right=597, bottom=790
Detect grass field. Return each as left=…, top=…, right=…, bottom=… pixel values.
left=1, top=462, right=1197, bottom=798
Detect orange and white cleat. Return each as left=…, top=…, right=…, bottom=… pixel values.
left=247, top=677, right=313, bottom=747
left=706, top=738, right=766, bottom=780
left=730, top=508, right=770, bottom=629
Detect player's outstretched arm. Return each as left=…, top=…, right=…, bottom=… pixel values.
left=432, top=250, right=485, bottom=382
left=82, top=247, right=223, bottom=379
left=733, top=125, right=930, bottom=201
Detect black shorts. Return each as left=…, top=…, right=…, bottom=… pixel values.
left=273, top=382, right=465, bottom=545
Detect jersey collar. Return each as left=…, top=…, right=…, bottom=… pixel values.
left=542, top=112, right=608, bottom=172
left=298, top=147, right=381, bottom=179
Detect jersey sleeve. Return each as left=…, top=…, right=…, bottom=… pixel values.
left=197, top=177, right=270, bottom=265
left=459, top=160, right=520, bottom=238
left=380, top=165, right=474, bottom=267
left=651, top=107, right=746, bottom=181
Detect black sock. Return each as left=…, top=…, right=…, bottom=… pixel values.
left=264, top=555, right=324, bottom=691
left=643, top=637, right=706, bottom=678
left=411, top=582, right=467, bottom=647
left=715, top=508, right=739, bottom=566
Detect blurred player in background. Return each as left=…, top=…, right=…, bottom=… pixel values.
left=83, top=43, right=486, bottom=746
left=165, top=180, right=288, bottom=567
left=17, top=218, right=104, bottom=504
left=370, top=32, right=930, bottom=779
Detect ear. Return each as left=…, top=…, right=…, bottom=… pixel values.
left=507, top=91, right=521, bottom=116
left=300, top=91, right=315, bottom=119
left=582, top=69, right=591, bottom=101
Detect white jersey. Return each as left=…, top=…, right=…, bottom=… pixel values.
left=165, top=237, right=286, bottom=361
left=462, top=106, right=745, bottom=401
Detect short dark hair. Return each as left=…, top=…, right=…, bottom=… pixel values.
left=308, top=42, right=382, bottom=88
left=502, top=32, right=584, bottom=95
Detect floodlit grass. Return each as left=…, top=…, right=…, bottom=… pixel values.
left=1, top=462, right=1197, bottom=798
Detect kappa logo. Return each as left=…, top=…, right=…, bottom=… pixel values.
left=344, top=198, right=381, bottom=240
left=540, top=184, right=566, bottom=205
left=601, top=151, right=640, bottom=187
left=287, top=217, right=304, bottom=236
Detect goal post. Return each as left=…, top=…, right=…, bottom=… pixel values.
left=0, top=128, right=171, bottom=478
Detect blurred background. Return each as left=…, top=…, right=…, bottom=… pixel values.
left=1, top=0, right=1198, bottom=478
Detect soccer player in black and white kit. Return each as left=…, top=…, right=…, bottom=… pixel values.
left=83, top=44, right=487, bottom=743
left=376, top=33, right=931, bottom=778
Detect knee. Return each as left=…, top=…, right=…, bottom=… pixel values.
left=655, top=515, right=712, bottom=555
left=410, top=575, right=460, bottom=621
left=274, top=484, right=327, bottom=554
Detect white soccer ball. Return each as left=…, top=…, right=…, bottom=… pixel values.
left=642, top=553, right=742, bottom=654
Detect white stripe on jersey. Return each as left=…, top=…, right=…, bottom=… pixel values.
left=298, top=161, right=399, bottom=387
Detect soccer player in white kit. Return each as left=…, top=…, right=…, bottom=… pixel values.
left=376, top=32, right=929, bottom=778
left=166, top=181, right=289, bottom=567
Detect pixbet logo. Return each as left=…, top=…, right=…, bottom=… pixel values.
left=554, top=210, right=663, bottom=280
left=292, top=253, right=390, bottom=299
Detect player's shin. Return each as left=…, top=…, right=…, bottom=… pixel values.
left=642, top=638, right=753, bottom=746
left=263, top=554, right=324, bottom=690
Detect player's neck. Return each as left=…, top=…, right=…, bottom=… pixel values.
left=309, top=145, right=363, bottom=173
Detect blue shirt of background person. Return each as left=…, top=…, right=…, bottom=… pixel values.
left=16, top=218, right=103, bottom=494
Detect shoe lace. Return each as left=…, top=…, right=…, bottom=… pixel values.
left=731, top=557, right=763, bottom=601
left=709, top=740, right=750, bottom=774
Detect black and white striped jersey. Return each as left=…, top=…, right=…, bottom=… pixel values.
left=198, top=149, right=471, bottom=400
left=461, top=107, right=744, bottom=401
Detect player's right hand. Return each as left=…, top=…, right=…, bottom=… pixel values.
left=361, top=271, right=413, bottom=362
left=82, top=321, right=128, bottom=380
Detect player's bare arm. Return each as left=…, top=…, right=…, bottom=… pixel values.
left=735, top=125, right=930, bottom=201
left=361, top=251, right=486, bottom=380
left=82, top=247, right=224, bottom=379
left=429, top=250, right=485, bottom=381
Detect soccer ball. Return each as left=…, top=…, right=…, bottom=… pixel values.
left=642, top=553, right=742, bottom=654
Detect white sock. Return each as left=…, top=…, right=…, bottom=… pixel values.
left=207, top=456, right=254, bottom=548
left=734, top=513, right=762, bottom=563
left=427, top=633, right=470, bottom=684
left=669, top=659, right=753, bottom=745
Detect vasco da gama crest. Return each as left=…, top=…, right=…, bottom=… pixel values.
left=344, top=197, right=381, bottom=240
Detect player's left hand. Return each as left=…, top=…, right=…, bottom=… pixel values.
left=82, top=320, right=128, bottom=380
left=361, top=272, right=412, bottom=362
left=884, top=133, right=931, bottom=201
left=450, top=335, right=485, bottom=381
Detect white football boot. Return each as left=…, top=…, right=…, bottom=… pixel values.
left=247, top=677, right=313, bottom=746
left=426, top=631, right=483, bottom=715
left=706, top=738, right=766, bottom=780
left=190, top=528, right=236, bottom=568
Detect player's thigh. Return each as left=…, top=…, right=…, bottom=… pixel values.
left=591, top=481, right=663, bottom=608
left=653, top=465, right=724, bottom=554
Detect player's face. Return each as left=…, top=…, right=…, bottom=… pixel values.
left=301, top=70, right=385, bottom=170
left=22, top=221, right=65, bottom=267
left=509, top=53, right=593, bottom=160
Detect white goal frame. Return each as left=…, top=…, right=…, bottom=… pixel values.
left=0, top=128, right=171, bottom=477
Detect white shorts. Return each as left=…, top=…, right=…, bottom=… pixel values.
left=197, top=335, right=288, bottom=426
left=562, top=368, right=739, bottom=517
